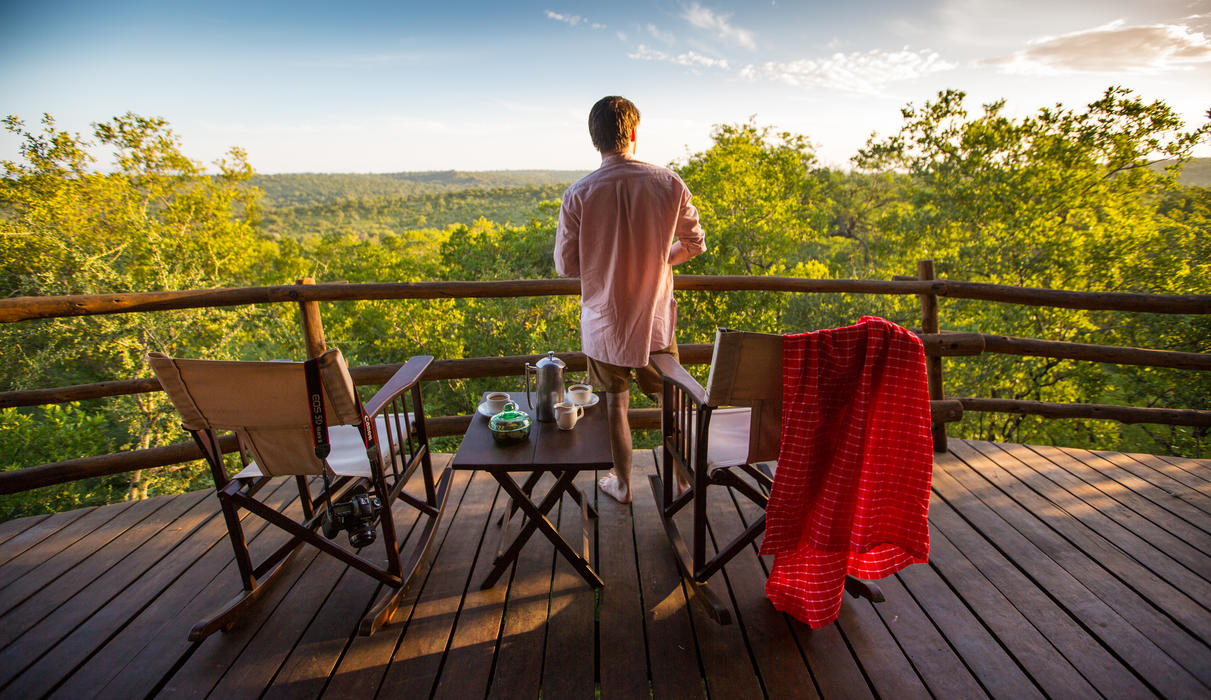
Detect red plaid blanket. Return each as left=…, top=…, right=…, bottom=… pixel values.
left=759, top=316, right=933, bottom=628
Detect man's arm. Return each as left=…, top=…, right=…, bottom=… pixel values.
left=554, top=191, right=580, bottom=277
left=668, top=183, right=705, bottom=266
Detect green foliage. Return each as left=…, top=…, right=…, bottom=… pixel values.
left=2, top=92, right=1209, bottom=520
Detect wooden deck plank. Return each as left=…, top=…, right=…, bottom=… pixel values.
left=207, top=545, right=350, bottom=698
left=262, top=459, right=462, bottom=700
left=971, top=442, right=1211, bottom=625
left=870, top=567, right=989, bottom=698
left=595, top=466, right=652, bottom=700
left=1092, top=449, right=1211, bottom=513
left=726, top=479, right=884, bottom=700
left=247, top=466, right=437, bottom=699
left=1063, top=446, right=1211, bottom=520
left=1148, top=450, right=1211, bottom=486
left=719, top=478, right=827, bottom=699
left=632, top=452, right=706, bottom=700
left=322, top=467, right=475, bottom=697
left=945, top=446, right=1211, bottom=688
left=0, top=502, right=132, bottom=598
left=153, top=490, right=319, bottom=698
left=26, top=494, right=238, bottom=699
left=928, top=491, right=1154, bottom=699
left=677, top=482, right=764, bottom=699
left=0, top=512, right=49, bottom=548
left=0, top=507, right=95, bottom=571
left=925, top=523, right=1101, bottom=698
left=959, top=442, right=1211, bottom=646
left=540, top=468, right=598, bottom=699
left=0, top=443, right=1207, bottom=698
left=934, top=450, right=1207, bottom=697
left=0, top=491, right=204, bottom=650
left=428, top=479, right=510, bottom=700
left=375, top=469, right=503, bottom=697
left=995, top=442, right=1211, bottom=579
left=1029, top=445, right=1211, bottom=554
left=55, top=480, right=295, bottom=700
left=0, top=491, right=212, bottom=694
left=486, top=475, right=558, bottom=700
left=832, top=592, right=931, bottom=700
left=895, top=537, right=1045, bottom=698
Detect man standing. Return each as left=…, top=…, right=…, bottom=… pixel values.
left=555, top=96, right=706, bottom=504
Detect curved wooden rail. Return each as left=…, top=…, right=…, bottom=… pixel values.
left=3, top=276, right=1209, bottom=323
left=1, top=267, right=1207, bottom=497
left=9, top=331, right=1211, bottom=410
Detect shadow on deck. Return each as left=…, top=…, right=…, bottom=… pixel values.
left=1, top=440, right=1209, bottom=698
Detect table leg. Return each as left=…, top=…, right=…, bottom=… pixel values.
left=481, top=471, right=603, bottom=590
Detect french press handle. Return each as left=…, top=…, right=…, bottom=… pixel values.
left=523, top=362, right=537, bottom=409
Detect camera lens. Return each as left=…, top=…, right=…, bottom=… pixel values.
left=349, top=524, right=377, bottom=548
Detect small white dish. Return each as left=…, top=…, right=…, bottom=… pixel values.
left=566, top=391, right=599, bottom=408
left=478, top=401, right=501, bottom=417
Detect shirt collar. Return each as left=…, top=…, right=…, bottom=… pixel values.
left=600, top=152, right=634, bottom=166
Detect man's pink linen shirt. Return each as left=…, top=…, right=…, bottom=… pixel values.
left=555, top=153, right=706, bottom=368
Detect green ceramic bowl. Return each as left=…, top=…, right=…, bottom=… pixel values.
left=488, top=403, right=531, bottom=445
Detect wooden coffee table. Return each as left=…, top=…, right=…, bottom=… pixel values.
left=452, top=391, right=608, bottom=590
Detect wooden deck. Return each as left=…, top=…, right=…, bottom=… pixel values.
left=1, top=440, right=1209, bottom=698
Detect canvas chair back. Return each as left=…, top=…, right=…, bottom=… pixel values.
left=149, top=348, right=363, bottom=477
left=703, top=328, right=782, bottom=464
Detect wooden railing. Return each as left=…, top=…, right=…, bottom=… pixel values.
left=2, top=263, right=1209, bottom=495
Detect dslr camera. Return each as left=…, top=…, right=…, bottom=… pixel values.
left=322, top=488, right=382, bottom=548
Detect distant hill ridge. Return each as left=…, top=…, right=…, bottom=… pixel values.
left=253, top=170, right=588, bottom=208
left=1149, top=157, right=1211, bottom=187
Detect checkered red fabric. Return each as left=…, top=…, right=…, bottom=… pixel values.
left=759, top=316, right=933, bottom=628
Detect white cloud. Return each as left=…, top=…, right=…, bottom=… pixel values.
left=545, top=10, right=604, bottom=30
left=985, top=19, right=1211, bottom=74
left=681, top=3, right=756, bottom=49
left=647, top=23, right=676, bottom=44
left=628, top=44, right=729, bottom=70
left=740, top=48, right=956, bottom=94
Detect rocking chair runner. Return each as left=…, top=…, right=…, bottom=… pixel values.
left=648, top=328, right=890, bottom=625
left=149, top=348, right=452, bottom=640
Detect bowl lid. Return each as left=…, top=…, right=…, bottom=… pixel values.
left=489, top=405, right=531, bottom=431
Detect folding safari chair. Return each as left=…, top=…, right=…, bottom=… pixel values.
left=149, top=348, right=452, bottom=640
left=648, top=328, right=885, bottom=624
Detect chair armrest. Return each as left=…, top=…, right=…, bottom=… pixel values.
left=650, top=353, right=708, bottom=405
left=364, top=355, right=434, bottom=417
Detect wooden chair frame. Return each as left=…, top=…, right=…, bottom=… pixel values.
left=166, top=354, right=452, bottom=640
left=649, top=329, right=883, bottom=624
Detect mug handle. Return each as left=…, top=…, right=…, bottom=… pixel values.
left=575, top=405, right=584, bottom=420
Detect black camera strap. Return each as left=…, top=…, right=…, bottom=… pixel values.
left=304, top=357, right=379, bottom=519
left=304, top=357, right=337, bottom=518
left=303, top=357, right=331, bottom=461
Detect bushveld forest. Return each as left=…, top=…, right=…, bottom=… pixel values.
left=2, top=87, right=1209, bottom=519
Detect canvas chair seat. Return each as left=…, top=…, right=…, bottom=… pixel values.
left=232, top=413, right=416, bottom=480
left=698, top=407, right=751, bottom=471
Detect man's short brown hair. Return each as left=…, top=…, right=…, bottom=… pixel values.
left=588, top=96, right=640, bottom=154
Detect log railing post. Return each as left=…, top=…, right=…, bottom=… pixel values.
left=918, top=260, right=948, bottom=452
left=297, top=277, right=327, bottom=359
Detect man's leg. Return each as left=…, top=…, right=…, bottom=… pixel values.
left=598, top=389, right=632, bottom=504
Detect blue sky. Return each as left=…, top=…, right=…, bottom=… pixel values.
left=3, top=0, right=1209, bottom=173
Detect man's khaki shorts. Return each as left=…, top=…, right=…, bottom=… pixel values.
left=586, top=342, right=679, bottom=396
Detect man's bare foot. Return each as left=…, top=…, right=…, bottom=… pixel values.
left=598, top=472, right=631, bottom=504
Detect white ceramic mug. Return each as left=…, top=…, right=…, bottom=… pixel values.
left=568, top=383, right=593, bottom=405
left=555, top=401, right=584, bottom=430
left=485, top=391, right=511, bottom=414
